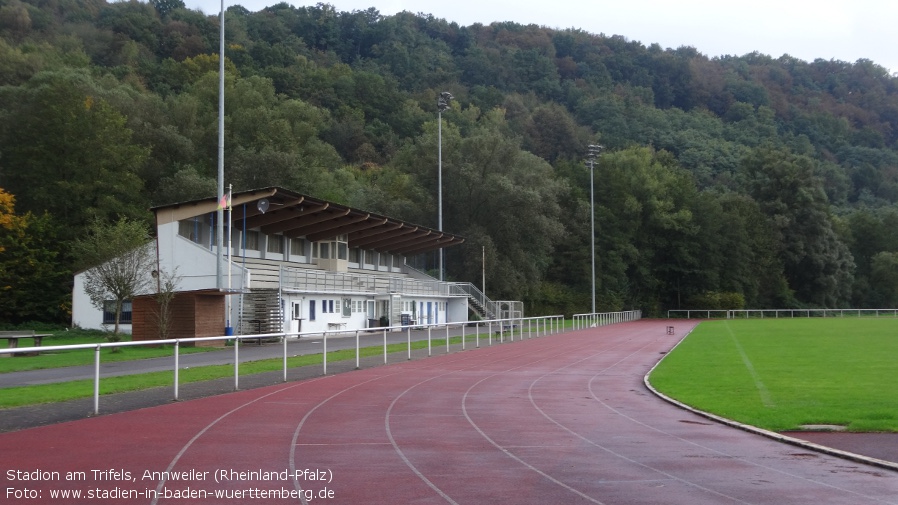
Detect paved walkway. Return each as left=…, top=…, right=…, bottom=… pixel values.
left=0, top=320, right=896, bottom=505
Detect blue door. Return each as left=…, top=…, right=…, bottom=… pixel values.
left=309, top=300, right=316, bottom=321
left=427, top=302, right=433, bottom=324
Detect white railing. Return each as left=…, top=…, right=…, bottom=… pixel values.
left=0, top=315, right=564, bottom=416
left=571, top=310, right=643, bottom=330
left=667, top=308, right=898, bottom=319
left=279, top=266, right=448, bottom=296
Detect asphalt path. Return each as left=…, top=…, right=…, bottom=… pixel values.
left=0, top=326, right=514, bottom=388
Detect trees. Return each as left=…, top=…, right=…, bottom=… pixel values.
left=0, top=69, right=150, bottom=239
left=72, top=218, right=154, bottom=337
left=394, top=107, right=566, bottom=301
left=741, top=147, right=855, bottom=306
left=0, top=188, right=68, bottom=325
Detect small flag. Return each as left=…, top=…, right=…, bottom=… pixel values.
left=217, top=194, right=230, bottom=210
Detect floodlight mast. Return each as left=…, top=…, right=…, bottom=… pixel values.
left=216, top=0, right=226, bottom=292
left=587, top=144, right=604, bottom=314
left=437, top=91, right=452, bottom=281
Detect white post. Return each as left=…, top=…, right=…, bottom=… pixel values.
left=93, top=345, right=101, bottom=415
left=174, top=341, right=180, bottom=400
left=234, top=335, right=239, bottom=390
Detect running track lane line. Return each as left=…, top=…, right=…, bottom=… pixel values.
left=289, top=343, right=544, bottom=505
left=385, top=324, right=640, bottom=505
left=522, top=323, right=753, bottom=504
left=384, top=337, right=608, bottom=504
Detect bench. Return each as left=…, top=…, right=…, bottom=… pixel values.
left=495, top=325, right=518, bottom=336
left=0, top=330, right=53, bottom=356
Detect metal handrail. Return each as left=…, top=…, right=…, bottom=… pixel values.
left=1, top=314, right=566, bottom=416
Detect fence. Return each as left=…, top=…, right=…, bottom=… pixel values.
left=571, top=310, right=643, bottom=330
left=667, top=308, right=898, bottom=319
left=2, top=310, right=651, bottom=415
left=1, top=315, right=564, bottom=416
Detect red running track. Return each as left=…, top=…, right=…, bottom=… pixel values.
left=1, top=320, right=897, bottom=504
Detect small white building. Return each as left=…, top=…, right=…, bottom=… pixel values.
left=72, top=187, right=507, bottom=337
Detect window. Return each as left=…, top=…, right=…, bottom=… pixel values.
left=245, top=231, right=260, bottom=251
left=178, top=219, right=201, bottom=243
left=291, top=238, right=306, bottom=257
left=349, top=247, right=360, bottom=263
left=267, top=235, right=284, bottom=254
left=103, top=300, right=132, bottom=325
left=337, top=242, right=348, bottom=260
left=320, top=242, right=330, bottom=260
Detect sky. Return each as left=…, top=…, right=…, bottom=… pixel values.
left=186, top=0, right=898, bottom=74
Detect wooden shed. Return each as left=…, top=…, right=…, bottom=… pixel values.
left=131, top=290, right=229, bottom=347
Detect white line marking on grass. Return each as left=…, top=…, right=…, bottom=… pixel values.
left=725, top=321, right=775, bottom=408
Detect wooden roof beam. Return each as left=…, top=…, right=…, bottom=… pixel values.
left=285, top=213, right=371, bottom=240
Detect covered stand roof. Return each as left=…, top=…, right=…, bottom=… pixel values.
left=153, top=187, right=464, bottom=255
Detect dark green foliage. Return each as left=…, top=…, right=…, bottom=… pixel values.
left=2, top=0, right=898, bottom=322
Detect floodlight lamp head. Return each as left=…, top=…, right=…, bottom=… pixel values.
left=257, top=198, right=270, bottom=214
left=438, top=91, right=453, bottom=112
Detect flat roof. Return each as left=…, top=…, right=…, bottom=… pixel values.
left=152, top=187, right=464, bottom=256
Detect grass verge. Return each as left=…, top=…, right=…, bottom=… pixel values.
left=649, top=318, right=898, bottom=432
left=0, top=335, right=481, bottom=409
left=0, top=329, right=213, bottom=373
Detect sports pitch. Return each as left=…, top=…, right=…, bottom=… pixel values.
left=649, top=317, right=898, bottom=432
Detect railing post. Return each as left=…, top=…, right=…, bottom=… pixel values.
left=283, top=334, right=288, bottom=382
left=384, top=328, right=388, bottom=364
left=94, top=344, right=101, bottom=415
left=234, top=335, right=240, bottom=391
left=488, top=321, right=492, bottom=346
left=356, top=330, right=360, bottom=369
left=461, top=323, right=466, bottom=349
left=407, top=327, right=411, bottom=360
left=428, top=326, right=432, bottom=356
left=476, top=322, right=480, bottom=348
left=323, top=332, right=327, bottom=375
left=446, top=324, right=450, bottom=354
left=174, top=340, right=180, bottom=400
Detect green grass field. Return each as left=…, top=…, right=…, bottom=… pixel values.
left=649, top=318, right=898, bottom=432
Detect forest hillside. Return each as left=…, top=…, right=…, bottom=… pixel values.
left=2, top=0, right=898, bottom=323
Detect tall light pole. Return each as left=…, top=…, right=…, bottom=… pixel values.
left=437, top=91, right=452, bottom=281
left=587, top=144, right=603, bottom=314
left=216, top=0, right=226, bottom=291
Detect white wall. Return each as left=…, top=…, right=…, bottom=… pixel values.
left=447, top=297, right=469, bottom=323
left=282, top=294, right=375, bottom=334
left=71, top=273, right=134, bottom=332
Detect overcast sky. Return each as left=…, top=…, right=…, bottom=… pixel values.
left=186, top=0, right=898, bottom=74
